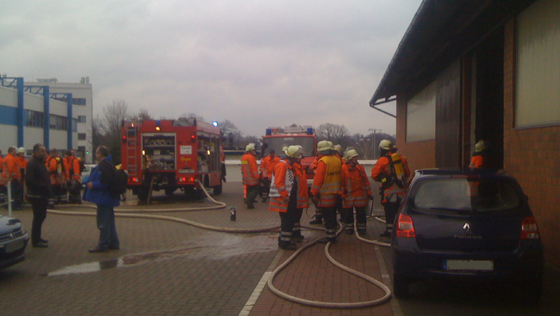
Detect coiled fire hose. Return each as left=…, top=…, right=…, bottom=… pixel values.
left=47, top=181, right=392, bottom=309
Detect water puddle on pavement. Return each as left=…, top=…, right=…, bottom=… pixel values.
left=45, top=233, right=277, bottom=277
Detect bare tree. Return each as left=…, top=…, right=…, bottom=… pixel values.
left=181, top=112, right=204, bottom=121
left=219, top=119, right=243, bottom=148
left=101, top=100, right=128, bottom=164
left=316, top=123, right=349, bottom=144
left=129, top=108, right=153, bottom=123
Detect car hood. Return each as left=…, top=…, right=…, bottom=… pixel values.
left=0, top=215, right=23, bottom=235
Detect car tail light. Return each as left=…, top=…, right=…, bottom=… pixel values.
left=520, top=216, right=540, bottom=240
left=396, top=214, right=416, bottom=238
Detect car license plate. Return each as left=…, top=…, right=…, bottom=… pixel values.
left=5, top=239, right=24, bottom=253
left=444, top=259, right=494, bottom=271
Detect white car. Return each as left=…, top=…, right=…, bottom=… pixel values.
left=81, top=164, right=97, bottom=182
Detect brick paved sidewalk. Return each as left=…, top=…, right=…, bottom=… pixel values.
left=246, top=214, right=397, bottom=316
left=0, top=182, right=399, bottom=316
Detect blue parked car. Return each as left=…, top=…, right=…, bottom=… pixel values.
left=391, top=169, right=544, bottom=301
left=0, top=215, right=30, bottom=270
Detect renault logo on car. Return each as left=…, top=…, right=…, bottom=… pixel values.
left=463, top=223, right=471, bottom=233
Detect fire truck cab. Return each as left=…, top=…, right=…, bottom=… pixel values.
left=262, top=125, right=317, bottom=182
left=121, top=118, right=222, bottom=202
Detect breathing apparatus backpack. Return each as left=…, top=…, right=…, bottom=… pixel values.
left=388, top=153, right=406, bottom=188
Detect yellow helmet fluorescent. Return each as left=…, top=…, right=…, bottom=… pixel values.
left=317, top=140, right=333, bottom=152
left=474, top=140, right=486, bottom=153
left=245, top=143, right=255, bottom=152
left=333, top=144, right=343, bottom=154
left=379, top=139, right=393, bottom=151
left=346, top=149, right=359, bottom=159
left=285, top=145, right=303, bottom=158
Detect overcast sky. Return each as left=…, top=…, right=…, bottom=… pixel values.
left=1, top=0, right=421, bottom=137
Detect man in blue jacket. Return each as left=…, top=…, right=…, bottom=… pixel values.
left=83, top=145, right=120, bottom=253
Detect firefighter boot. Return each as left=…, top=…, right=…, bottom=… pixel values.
left=278, top=231, right=296, bottom=250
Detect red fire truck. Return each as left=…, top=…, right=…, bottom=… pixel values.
left=121, top=118, right=223, bottom=202
left=262, top=125, right=317, bottom=182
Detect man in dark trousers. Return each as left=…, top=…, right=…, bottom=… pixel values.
left=83, top=145, right=120, bottom=253
left=25, top=144, right=52, bottom=248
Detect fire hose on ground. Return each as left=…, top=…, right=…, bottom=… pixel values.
left=46, top=180, right=393, bottom=309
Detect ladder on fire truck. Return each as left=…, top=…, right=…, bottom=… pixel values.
left=125, top=128, right=138, bottom=176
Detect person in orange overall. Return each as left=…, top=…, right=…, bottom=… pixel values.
left=0, top=150, right=6, bottom=203
left=241, top=143, right=260, bottom=209
left=46, top=148, right=65, bottom=205
left=311, top=140, right=342, bottom=243
left=340, top=149, right=372, bottom=235
left=260, top=149, right=281, bottom=203
left=308, top=148, right=326, bottom=224
left=332, top=144, right=346, bottom=221
left=371, top=140, right=410, bottom=237
left=4, top=146, right=23, bottom=209
left=16, top=147, right=28, bottom=205
left=65, top=150, right=83, bottom=204
left=469, top=140, right=488, bottom=169
left=269, top=145, right=309, bottom=250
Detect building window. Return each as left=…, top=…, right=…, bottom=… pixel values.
left=78, top=133, right=86, bottom=140
left=49, top=114, right=68, bottom=131
left=73, top=98, right=86, bottom=106
left=73, top=118, right=78, bottom=132
left=78, top=115, right=86, bottom=123
left=25, top=110, right=44, bottom=128
left=406, top=81, right=436, bottom=142
left=516, top=0, right=560, bottom=127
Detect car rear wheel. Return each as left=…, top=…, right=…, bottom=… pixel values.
left=393, top=274, right=410, bottom=298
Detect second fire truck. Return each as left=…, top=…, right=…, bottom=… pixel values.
left=262, top=125, right=317, bottom=182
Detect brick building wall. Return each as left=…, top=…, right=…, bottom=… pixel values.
left=503, top=19, right=560, bottom=267
left=395, top=96, right=437, bottom=174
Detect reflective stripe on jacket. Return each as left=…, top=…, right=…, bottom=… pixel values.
left=269, top=160, right=309, bottom=212
left=340, top=162, right=371, bottom=208
left=311, top=155, right=341, bottom=207
left=241, top=153, right=260, bottom=186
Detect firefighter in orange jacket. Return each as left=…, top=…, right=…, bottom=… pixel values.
left=340, top=149, right=372, bottom=235
left=241, top=143, right=260, bottom=209
left=371, top=140, right=410, bottom=237
left=46, top=148, right=65, bottom=205
left=65, top=150, right=83, bottom=204
left=308, top=146, right=327, bottom=225
left=0, top=152, right=6, bottom=202
left=269, top=145, right=309, bottom=250
left=311, top=140, right=342, bottom=243
left=4, top=146, right=23, bottom=209
left=469, top=140, right=488, bottom=169
left=16, top=147, right=28, bottom=205
left=260, top=149, right=280, bottom=203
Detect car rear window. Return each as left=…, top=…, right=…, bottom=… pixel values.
left=411, top=177, right=522, bottom=213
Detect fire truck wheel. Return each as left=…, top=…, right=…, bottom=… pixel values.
left=213, top=183, right=222, bottom=195
left=137, top=188, right=149, bottom=202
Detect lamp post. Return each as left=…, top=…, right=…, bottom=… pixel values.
left=368, top=128, right=381, bottom=160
